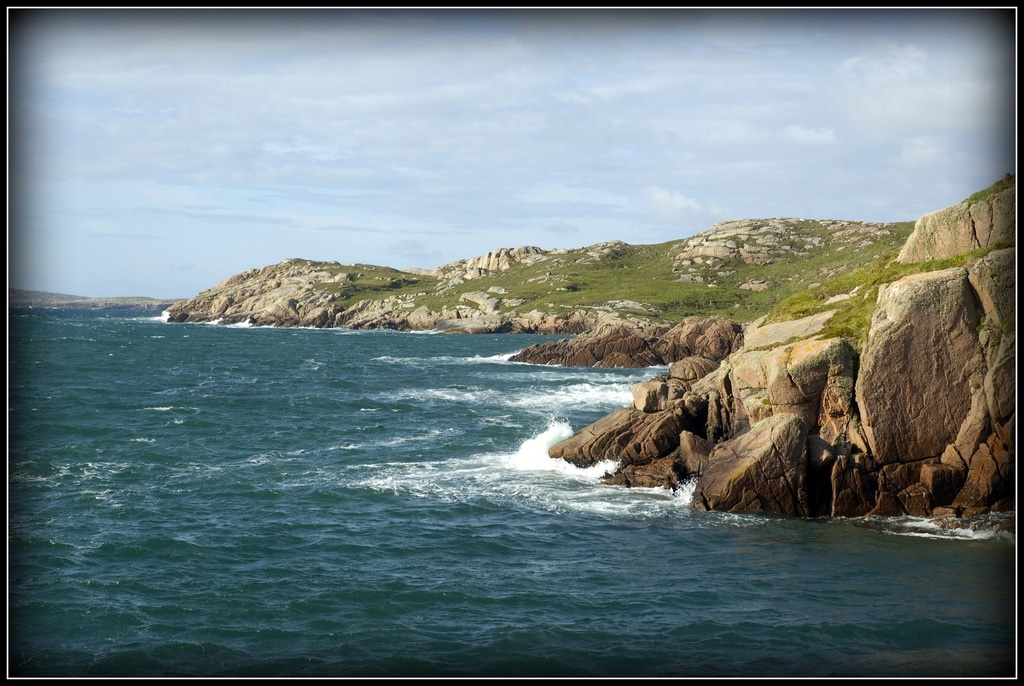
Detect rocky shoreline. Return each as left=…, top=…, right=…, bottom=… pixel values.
left=160, top=177, right=1015, bottom=527
left=540, top=181, right=1014, bottom=529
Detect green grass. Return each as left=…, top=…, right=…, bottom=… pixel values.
left=233, top=219, right=919, bottom=328
left=302, top=263, right=437, bottom=305
left=964, top=173, right=1015, bottom=205
left=765, top=243, right=1011, bottom=350
left=396, top=220, right=918, bottom=325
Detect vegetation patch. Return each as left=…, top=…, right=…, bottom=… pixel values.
left=964, top=173, right=1015, bottom=205
left=765, top=243, right=1009, bottom=351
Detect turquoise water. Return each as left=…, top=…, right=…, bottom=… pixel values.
left=8, top=309, right=1016, bottom=677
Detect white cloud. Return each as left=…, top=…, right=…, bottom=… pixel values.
left=262, top=138, right=349, bottom=162
left=519, top=184, right=631, bottom=209
left=896, top=136, right=942, bottom=167
left=11, top=10, right=1014, bottom=298
left=643, top=187, right=701, bottom=215
left=784, top=125, right=835, bottom=144
left=840, top=43, right=927, bottom=87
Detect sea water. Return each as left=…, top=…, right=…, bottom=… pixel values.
left=8, top=309, right=1016, bottom=677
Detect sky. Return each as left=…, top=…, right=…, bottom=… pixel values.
left=7, top=8, right=1017, bottom=299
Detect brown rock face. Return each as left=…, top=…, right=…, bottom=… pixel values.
left=547, top=263, right=1013, bottom=518
left=653, top=316, right=745, bottom=363
left=897, top=183, right=1015, bottom=264
left=720, top=335, right=860, bottom=446
left=691, top=414, right=810, bottom=516
left=855, top=268, right=984, bottom=466
left=509, top=322, right=667, bottom=368
left=547, top=407, right=695, bottom=469
left=509, top=316, right=742, bottom=368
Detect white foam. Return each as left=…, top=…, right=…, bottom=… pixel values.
left=505, top=382, right=634, bottom=413
left=674, top=477, right=698, bottom=504
left=375, top=387, right=496, bottom=404
left=372, top=352, right=519, bottom=366
left=502, top=422, right=618, bottom=478
left=343, top=421, right=698, bottom=520
left=882, top=515, right=1015, bottom=542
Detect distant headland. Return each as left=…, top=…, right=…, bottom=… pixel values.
left=8, top=289, right=181, bottom=312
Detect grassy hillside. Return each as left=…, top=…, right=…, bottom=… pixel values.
left=284, top=218, right=916, bottom=326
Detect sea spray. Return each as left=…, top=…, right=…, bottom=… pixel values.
left=504, top=421, right=620, bottom=479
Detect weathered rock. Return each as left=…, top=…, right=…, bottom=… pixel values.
left=968, top=247, right=1016, bottom=335
left=741, top=310, right=837, bottom=351
left=509, top=317, right=742, bottom=368
left=953, top=428, right=1015, bottom=510
left=548, top=407, right=694, bottom=469
left=509, top=322, right=668, bottom=367
left=459, top=291, right=502, bottom=314
left=897, top=181, right=1015, bottom=263
left=653, top=316, right=745, bottom=362
left=668, top=356, right=720, bottom=385
left=827, top=456, right=870, bottom=517
left=432, top=314, right=511, bottom=334
left=631, top=378, right=688, bottom=413
left=855, top=268, right=985, bottom=466
left=691, top=413, right=810, bottom=516
left=676, top=430, right=715, bottom=476
left=920, top=463, right=963, bottom=507
left=603, top=455, right=686, bottom=489
left=714, top=335, right=860, bottom=446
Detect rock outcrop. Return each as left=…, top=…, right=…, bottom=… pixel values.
left=548, top=178, right=1016, bottom=523
left=897, top=179, right=1014, bottom=263
left=163, top=258, right=616, bottom=335
left=691, top=414, right=811, bottom=517
left=509, top=316, right=744, bottom=368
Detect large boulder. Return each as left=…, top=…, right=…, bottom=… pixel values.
left=548, top=407, right=695, bottom=469
left=713, top=335, right=860, bottom=447
left=509, top=316, right=742, bottom=368
left=652, top=316, right=745, bottom=363
left=690, top=413, right=811, bottom=516
left=509, top=322, right=668, bottom=367
left=855, top=267, right=985, bottom=467
left=896, top=180, right=1015, bottom=263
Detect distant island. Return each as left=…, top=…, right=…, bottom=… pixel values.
left=8, top=289, right=181, bottom=312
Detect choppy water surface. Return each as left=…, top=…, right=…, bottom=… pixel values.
left=8, top=310, right=1016, bottom=677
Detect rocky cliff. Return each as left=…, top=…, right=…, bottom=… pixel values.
left=548, top=177, right=1015, bottom=526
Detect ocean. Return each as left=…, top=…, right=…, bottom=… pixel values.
left=7, top=308, right=1016, bottom=677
